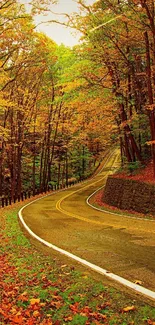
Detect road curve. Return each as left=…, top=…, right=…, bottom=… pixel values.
left=20, top=149, right=155, bottom=301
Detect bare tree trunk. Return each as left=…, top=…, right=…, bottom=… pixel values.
left=65, top=149, right=68, bottom=187
left=16, top=110, right=23, bottom=197
left=39, top=134, right=46, bottom=192
left=82, top=146, right=85, bottom=177
left=57, top=161, right=61, bottom=186
left=47, top=100, right=63, bottom=187
left=10, top=108, right=16, bottom=199
left=144, top=31, right=155, bottom=176
left=120, top=104, right=142, bottom=162
left=0, top=144, right=4, bottom=196
left=32, top=118, right=36, bottom=195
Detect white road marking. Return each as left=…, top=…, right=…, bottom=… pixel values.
left=18, top=203, right=155, bottom=301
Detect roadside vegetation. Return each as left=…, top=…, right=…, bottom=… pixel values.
left=0, top=200, right=155, bottom=325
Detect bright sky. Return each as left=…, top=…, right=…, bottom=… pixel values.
left=21, top=0, right=95, bottom=46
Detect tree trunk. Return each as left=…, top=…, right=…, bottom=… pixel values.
left=144, top=31, right=155, bottom=176
left=32, top=119, right=36, bottom=195
left=65, top=149, right=68, bottom=187
left=120, top=104, right=142, bottom=162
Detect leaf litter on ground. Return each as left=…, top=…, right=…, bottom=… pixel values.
left=0, top=199, right=155, bottom=325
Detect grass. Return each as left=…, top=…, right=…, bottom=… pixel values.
left=0, top=201, right=155, bottom=325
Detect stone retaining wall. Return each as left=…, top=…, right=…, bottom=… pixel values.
left=103, top=176, right=155, bottom=215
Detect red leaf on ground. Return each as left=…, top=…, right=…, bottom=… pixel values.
left=69, top=302, right=79, bottom=313
left=147, top=320, right=155, bottom=325
left=27, top=319, right=35, bottom=325
left=12, top=315, right=24, bottom=324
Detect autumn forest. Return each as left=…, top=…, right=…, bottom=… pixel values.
left=1, top=0, right=155, bottom=201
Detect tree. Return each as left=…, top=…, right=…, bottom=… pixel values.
left=64, top=0, right=155, bottom=173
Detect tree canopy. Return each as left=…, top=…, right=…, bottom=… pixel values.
left=0, top=0, right=155, bottom=199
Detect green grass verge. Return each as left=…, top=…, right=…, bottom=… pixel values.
left=0, top=204, right=155, bottom=325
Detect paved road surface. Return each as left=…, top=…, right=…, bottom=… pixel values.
left=22, top=149, right=155, bottom=293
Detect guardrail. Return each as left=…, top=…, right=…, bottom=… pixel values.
left=0, top=161, right=103, bottom=209
left=0, top=180, right=85, bottom=208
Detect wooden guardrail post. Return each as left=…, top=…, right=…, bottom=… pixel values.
left=2, top=197, right=4, bottom=207
left=5, top=197, right=8, bottom=206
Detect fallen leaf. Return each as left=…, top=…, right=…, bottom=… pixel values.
left=82, top=306, right=91, bottom=313
left=42, top=276, right=47, bottom=280
left=25, top=310, right=31, bottom=317
left=27, top=319, right=35, bottom=325
left=134, top=280, right=142, bottom=285
left=14, top=286, right=20, bottom=290
left=61, top=264, right=67, bottom=268
left=11, top=307, right=17, bottom=315
left=147, top=320, right=155, bottom=325
left=64, top=316, right=73, bottom=321
left=0, top=308, right=5, bottom=316
left=123, top=305, right=135, bottom=312
left=52, top=295, right=62, bottom=300
left=16, top=312, right=22, bottom=316
left=83, top=275, right=88, bottom=279
left=50, top=301, right=61, bottom=309
left=69, top=302, right=79, bottom=313
left=12, top=315, right=24, bottom=324
left=18, top=294, right=28, bottom=302
left=30, top=298, right=40, bottom=305
left=33, top=310, right=40, bottom=317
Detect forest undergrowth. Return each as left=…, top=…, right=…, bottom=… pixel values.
left=115, top=161, right=155, bottom=184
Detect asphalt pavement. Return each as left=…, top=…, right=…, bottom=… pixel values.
left=21, top=149, right=155, bottom=296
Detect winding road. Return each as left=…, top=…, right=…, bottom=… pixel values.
left=20, top=149, right=155, bottom=300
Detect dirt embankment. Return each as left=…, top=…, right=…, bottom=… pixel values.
left=103, top=176, right=155, bottom=215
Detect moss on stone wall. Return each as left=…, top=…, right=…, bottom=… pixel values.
left=103, top=176, right=155, bottom=215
